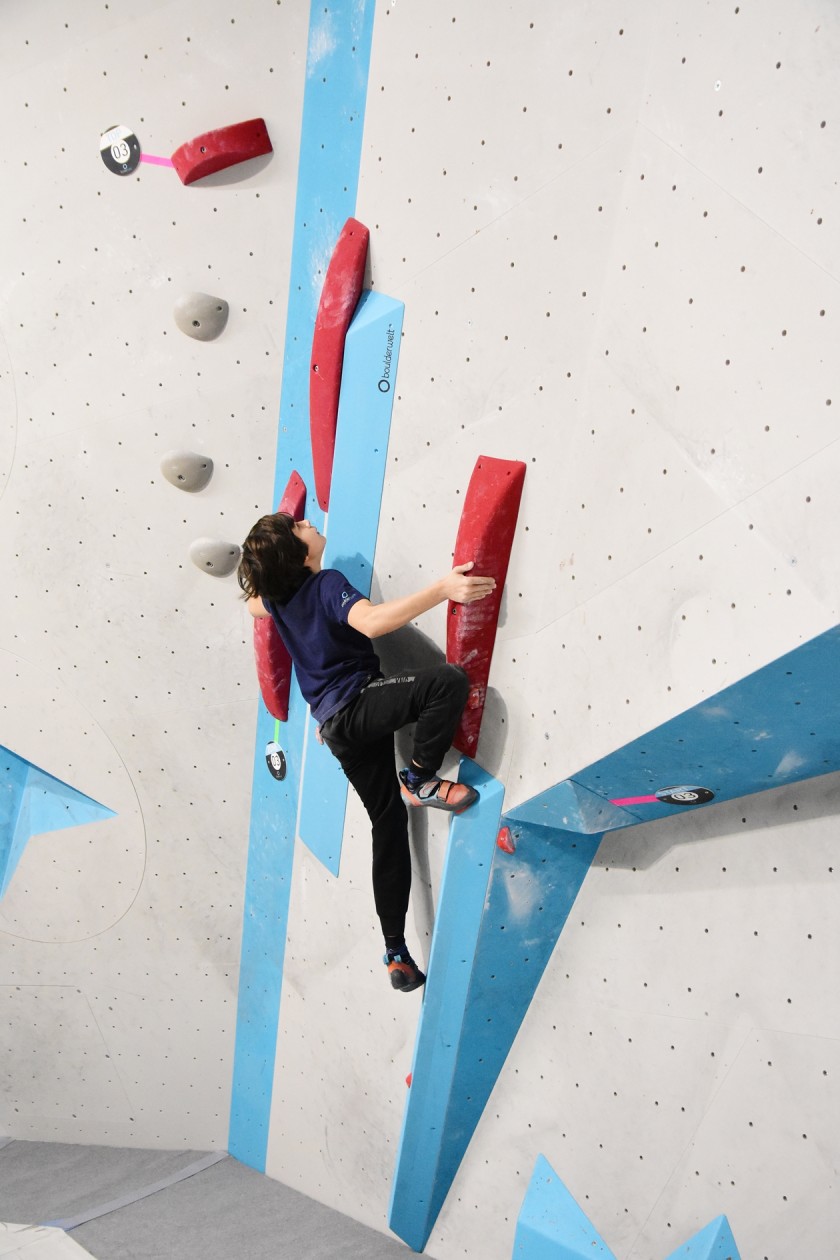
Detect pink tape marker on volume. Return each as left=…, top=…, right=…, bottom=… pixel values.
left=611, top=795, right=658, bottom=807
left=611, top=786, right=715, bottom=808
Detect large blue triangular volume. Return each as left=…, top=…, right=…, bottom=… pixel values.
left=664, top=1215, right=741, bottom=1259
left=523, top=623, right=840, bottom=829
left=388, top=767, right=602, bottom=1253
left=432, top=820, right=601, bottom=1219
left=1, top=747, right=31, bottom=899
left=388, top=619, right=840, bottom=1247
left=1, top=744, right=116, bottom=898
left=23, top=764, right=114, bottom=836
left=298, top=290, right=404, bottom=876
left=514, top=1155, right=615, bottom=1259
left=389, top=760, right=505, bottom=1251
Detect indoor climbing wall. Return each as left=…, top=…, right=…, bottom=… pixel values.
left=0, top=0, right=308, bottom=1149
left=262, top=3, right=840, bottom=1259
left=2, top=3, right=839, bottom=1260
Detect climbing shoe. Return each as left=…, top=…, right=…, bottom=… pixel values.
left=399, top=769, right=479, bottom=814
left=385, top=949, right=426, bottom=993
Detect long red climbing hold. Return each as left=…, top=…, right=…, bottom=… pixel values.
left=170, top=118, right=272, bottom=185
left=447, top=456, right=526, bottom=758
left=309, top=217, right=370, bottom=510
left=252, top=472, right=307, bottom=721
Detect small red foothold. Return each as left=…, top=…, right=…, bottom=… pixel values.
left=277, top=470, right=307, bottom=521
left=497, top=826, right=516, bottom=854
left=405, top=1073, right=412, bottom=1088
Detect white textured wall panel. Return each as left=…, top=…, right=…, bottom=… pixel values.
left=2, top=2, right=840, bottom=1259
left=1, top=0, right=308, bottom=1149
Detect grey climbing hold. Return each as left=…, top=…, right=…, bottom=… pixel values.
left=160, top=450, right=214, bottom=493
left=174, top=292, right=230, bottom=341
left=189, top=538, right=241, bottom=578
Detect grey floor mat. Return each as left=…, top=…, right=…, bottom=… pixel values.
left=1, top=1141, right=412, bottom=1259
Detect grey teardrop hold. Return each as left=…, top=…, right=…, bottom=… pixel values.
left=160, top=450, right=214, bottom=493
left=173, top=292, right=230, bottom=341
left=189, top=538, right=242, bottom=578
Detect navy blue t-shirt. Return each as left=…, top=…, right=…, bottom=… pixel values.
left=263, top=570, right=381, bottom=723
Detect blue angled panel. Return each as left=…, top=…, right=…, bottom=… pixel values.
left=389, top=760, right=504, bottom=1251
left=228, top=0, right=377, bottom=1171
left=512, top=1162, right=739, bottom=1260
left=391, top=623, right=840, bottom=1247
left=522, top=624, right=840, bottom=829
left=389, top=767, right=602, bottom=1252
left=0, top=747, right=30, bottom=895
left=298, top=291, right=404, bottom=875
left=508, top=776, right=638, bottom=834
left=513, top=1155, right=615, bottom=1259
left=664, top=1215, right=741, bottom=1259
left=1, top=745, right=115, bottom=900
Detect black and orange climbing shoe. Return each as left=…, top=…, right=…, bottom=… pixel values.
left=398, top=769, right=479, bottom=814
left=385, top=948, right=426, bottom=993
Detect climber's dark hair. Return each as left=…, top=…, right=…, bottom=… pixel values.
left=238, top=514, right=309, bottom=606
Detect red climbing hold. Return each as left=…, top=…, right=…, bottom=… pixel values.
left=252, top=472, right=308, bottom=721
left=277, top=471, right=306, bottom=522
left=310, top=217, right=370, bottom=510
left=406, top=1073, right=412, bottom=1088
left=447, top=456, right=526, bottom=758
left=253, top=618, right=291, bottom=722
left=497, top=826, right=516, bottom=854
left=171, top=118, right=272, bottom=185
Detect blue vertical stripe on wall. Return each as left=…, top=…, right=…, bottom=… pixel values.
left=298, top=290, right=404, bottom=875
left=228, top=0, right=377, bottom=1171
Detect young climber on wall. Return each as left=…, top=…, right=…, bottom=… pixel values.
left=238, top=513, right=495, bottom=994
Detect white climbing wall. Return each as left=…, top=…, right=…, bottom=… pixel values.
left=2, top=3, right=839, bottom=1260
left=0, top=0, right=308, bottom=1147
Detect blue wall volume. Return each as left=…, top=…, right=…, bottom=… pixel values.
left=0, top=744, right=115, bottom=900
left=390, top=623, right=840, bottom=1249
left=512, top=1156, right=741, bottom=1259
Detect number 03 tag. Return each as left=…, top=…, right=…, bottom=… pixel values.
left=100, top=124, right=141, bottom=175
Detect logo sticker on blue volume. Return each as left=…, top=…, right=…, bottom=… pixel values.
left=655, top=785, right=715, bottom=806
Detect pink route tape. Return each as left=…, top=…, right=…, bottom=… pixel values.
left=610, top=795, right=658, bottom=806
left=139, top=152, right=174, bottom=167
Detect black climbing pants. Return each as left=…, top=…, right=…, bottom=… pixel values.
left=319, top=664, right=469, bottom=940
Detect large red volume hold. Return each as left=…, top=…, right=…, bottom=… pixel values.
left=309, top=217, right=370, bottom=510
left=252, top=472, right=307, bottom=722
left=171, top=118, right=272, bottom=185
left=446, top=456, right=526, bottom=758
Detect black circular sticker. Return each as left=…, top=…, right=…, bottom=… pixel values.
left=655, top=785, right=715, bottom=807
left=100, top=124, right=141, bottom=175
left=265, top=741, right=287, bottom=781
